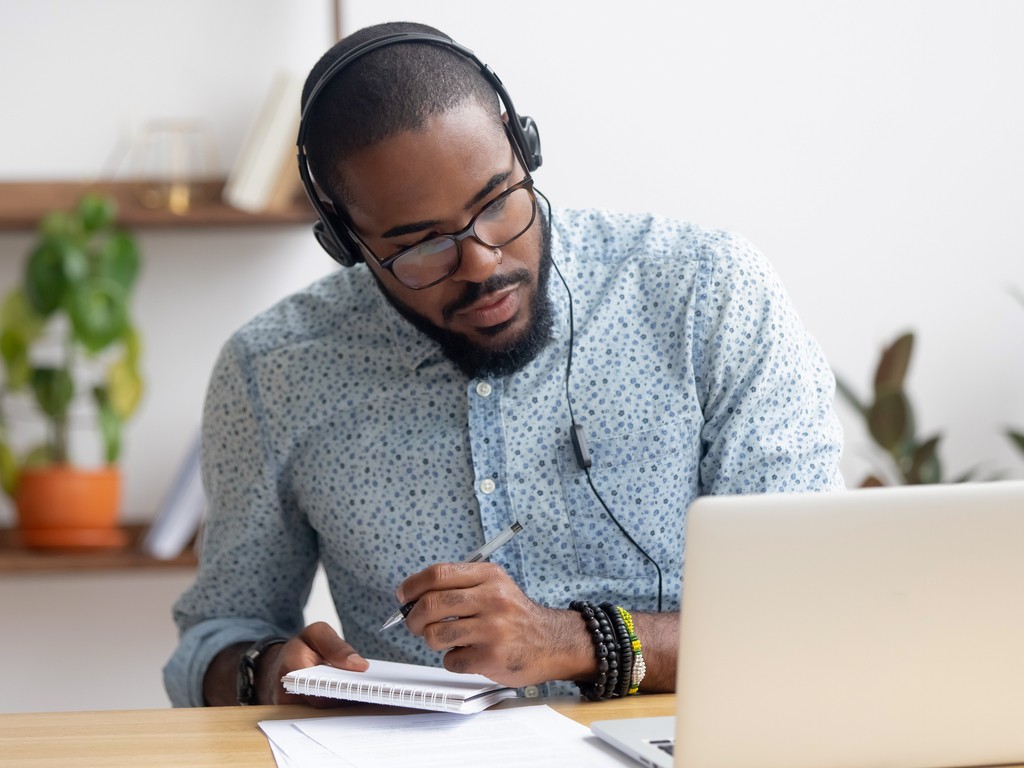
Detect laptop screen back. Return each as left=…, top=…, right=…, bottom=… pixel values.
left=675, top=481, right=1024, bottom=768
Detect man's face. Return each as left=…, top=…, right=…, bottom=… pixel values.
left=337, top=103, right=550, bottom=376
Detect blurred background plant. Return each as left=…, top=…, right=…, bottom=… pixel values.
left=835, top=331, right=978, bottom=487
left=0, top=193, right=144, bottom=497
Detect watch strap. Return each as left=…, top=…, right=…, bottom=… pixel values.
left=236, top=635, right=288, bottom=705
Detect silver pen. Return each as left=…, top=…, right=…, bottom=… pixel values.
left=378, top=520, right=524, bottom=631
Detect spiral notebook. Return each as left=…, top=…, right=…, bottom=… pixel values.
left=281, top=659, right=517, bottom=714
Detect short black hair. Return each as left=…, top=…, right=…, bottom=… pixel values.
left=300, top=21, right=501, bottom=203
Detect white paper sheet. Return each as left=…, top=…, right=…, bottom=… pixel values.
left=260, top=705, right=636, bottom=768
left=260, top=720, right=357, bottom=768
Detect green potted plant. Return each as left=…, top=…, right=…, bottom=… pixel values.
left=0, top=193, right=143, bottom=547
left=835, top=331, right=979, bottom=486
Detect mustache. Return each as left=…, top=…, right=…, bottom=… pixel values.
left=442, top=268, right=532, bottom=323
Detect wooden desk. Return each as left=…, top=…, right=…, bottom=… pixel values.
left=0, top=695, right=675, bottom=767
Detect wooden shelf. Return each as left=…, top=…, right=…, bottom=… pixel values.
left=0, top=524, right=197, bottom=573
left=0, top=180, right=315, bottom=231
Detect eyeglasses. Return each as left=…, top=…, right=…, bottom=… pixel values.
left=352, top=177, right=538, bottom=290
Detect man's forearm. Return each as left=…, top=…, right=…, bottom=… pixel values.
left=558, top=607, right=678, bottom=693
left=202, top=642, right=249, bottom=706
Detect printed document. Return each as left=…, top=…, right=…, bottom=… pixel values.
left=260, top=704, right=635, bottom=767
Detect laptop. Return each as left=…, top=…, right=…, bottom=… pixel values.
left=591, top=480, right=1024, bottom=768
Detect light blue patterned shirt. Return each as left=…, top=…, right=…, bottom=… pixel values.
left=164, top=208, right=844, bottom=706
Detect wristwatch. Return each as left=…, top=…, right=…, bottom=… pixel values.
left=236, top=636, right=288, bottom=705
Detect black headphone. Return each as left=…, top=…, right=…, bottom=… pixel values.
left=296, top=31, right=543, bottom=268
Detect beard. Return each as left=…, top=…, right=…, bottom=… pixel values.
left=378, top=219, right=554, bottom=379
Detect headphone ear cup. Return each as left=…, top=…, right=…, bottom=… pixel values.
left=517, top=115, right=543, bottom=171
left=313, top=217, right=360, bottom=268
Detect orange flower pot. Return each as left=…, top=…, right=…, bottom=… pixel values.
left=15, top=465, right=127, bottom=549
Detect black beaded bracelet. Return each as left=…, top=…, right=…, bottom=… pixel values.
left=569, top=600, right=621, bottom=701
left=596, top=602, right=621, bottom=698
left=602, top=602, right=634, bottom=699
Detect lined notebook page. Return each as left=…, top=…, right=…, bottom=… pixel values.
left=281, top=660, right=516, bottom=714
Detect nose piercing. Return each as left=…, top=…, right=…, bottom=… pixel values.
left=493, top=248, right=502, bottom=264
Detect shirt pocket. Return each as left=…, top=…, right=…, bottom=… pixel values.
left=556, top=418, right=699, bottom=580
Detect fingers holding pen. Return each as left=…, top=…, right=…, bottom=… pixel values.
left=398, top=561, right=499, bottom=604
left=392, top=521, right=525, bottom=633
left=399, top=561, right=502, bottom=633
left=398, top=562, right=567, bottom=686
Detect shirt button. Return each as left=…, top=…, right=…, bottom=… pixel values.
left=523, top=685, right=540, bottom=698
left=480, top=478, right=496, bottom=494
left=475, top=381, right=493, bottom=397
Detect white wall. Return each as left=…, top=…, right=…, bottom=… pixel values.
left=0, top=569, right=196, bottom=712
left=1, top=0, right=1022, bottom=712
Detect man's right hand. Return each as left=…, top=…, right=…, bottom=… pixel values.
left=202, top=621, right=368, bottom=706
left=257, top=621, right=369, bottom=706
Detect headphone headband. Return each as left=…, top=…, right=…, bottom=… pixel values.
left=296, top=31, right=542, bottom=268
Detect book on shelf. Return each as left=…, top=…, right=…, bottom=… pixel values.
left=141, top=433, right=206, bottom=560
left=223, top=70, right=305, bottom=213
left=263, top=149, right=305, bottom=210
left=281, top=659, right=517, bottom=714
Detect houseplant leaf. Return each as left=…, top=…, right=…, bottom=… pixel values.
left=106, top=354, right=144, bottom=419
left=67, top=277, right=128, bottom=354
left=1, top=290, right=47, bottom=390
left=1008, top=430, right=1024, bottom=456
left=0, top=329, right=31, bottom=390
left=1, top=288, right=45, bottom=339
left=0, top=442, right=18, bottom=496
left=96, top=231, right=141, bottom=292
left=906, top=434, right=942, bottom=485
left=867, top=389, right=909, bottom=452
left=38, top=210, right=78, bottom=241
left=93, top=386, right=122, bottom=464
left=30, top=367, right=74, bottom=422
left=122, top=324, right=142, bottom=366
left=951, top=465, right=986, bottom=483
left=77, top=193, right=117, bottom=233
left=24, top=240, right=86, bottom=316
left=873, top=332, right=914, bottom=395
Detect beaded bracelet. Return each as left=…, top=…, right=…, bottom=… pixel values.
left=601, top=602, right=634, bottom=699
left=630, top=645, right=647, bottom=694
left=569, top=600, right=620, bottom=701
left=617, top=606, right=646, bottom=694
left=596, top=603, right=621, bottom=698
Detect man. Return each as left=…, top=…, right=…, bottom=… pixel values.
left=164, top=21, right=843, bottom=707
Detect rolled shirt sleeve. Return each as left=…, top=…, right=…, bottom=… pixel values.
left=163, top=338, right=318, bottom=707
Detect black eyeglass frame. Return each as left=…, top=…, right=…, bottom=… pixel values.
left=340, top=125, right=539, bottom=290
left=344, top=175, right=536, bottom=290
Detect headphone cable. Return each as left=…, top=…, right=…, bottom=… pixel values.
left=539, top=191, right=664, bottom=612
